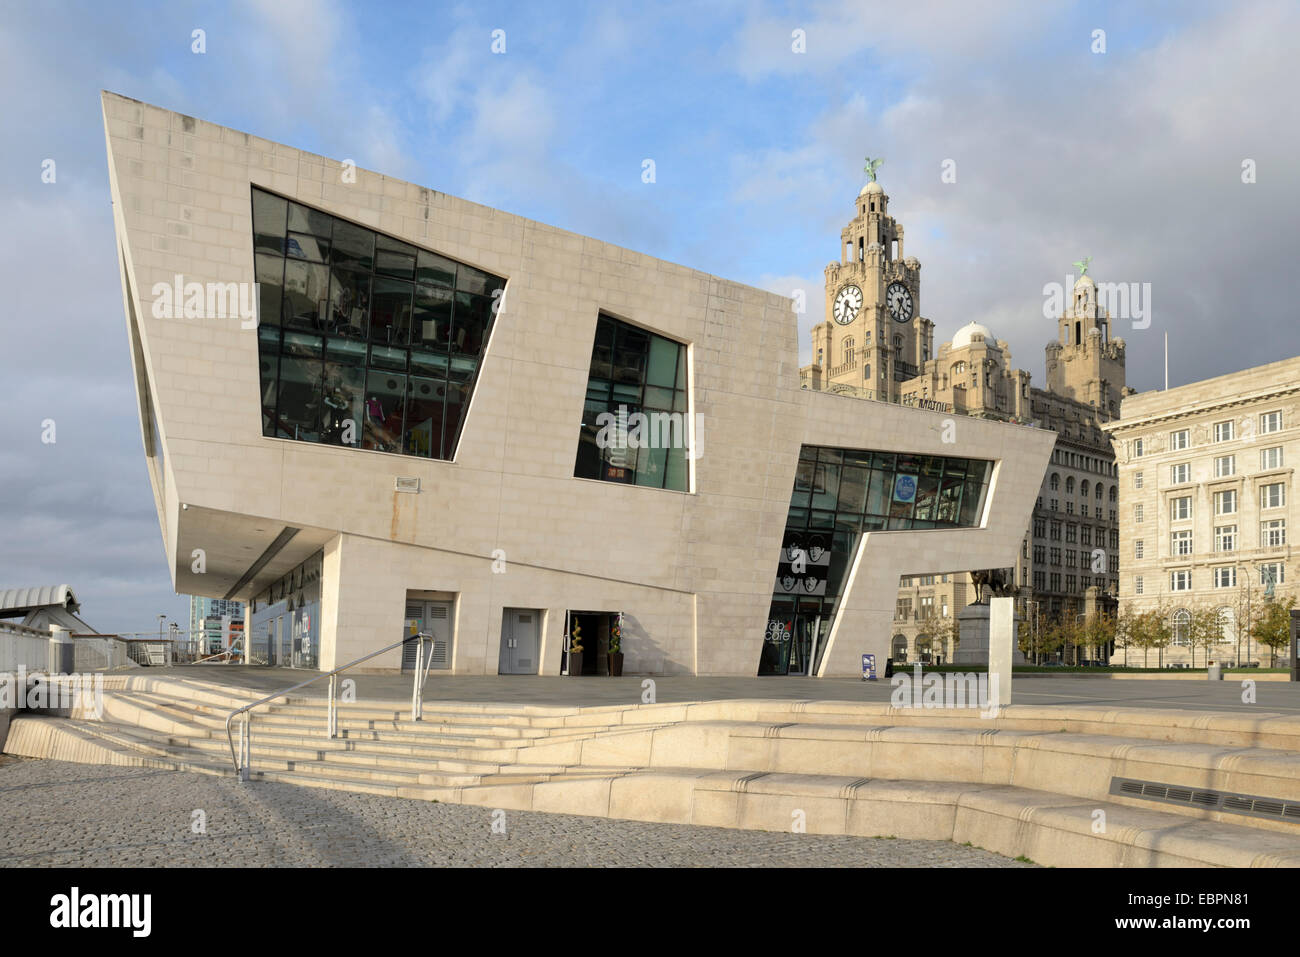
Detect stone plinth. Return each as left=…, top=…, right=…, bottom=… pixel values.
left=952, top=602, right=1026, bottom=666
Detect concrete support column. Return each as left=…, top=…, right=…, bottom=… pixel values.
left=988, top=597, right=1014, bottom=708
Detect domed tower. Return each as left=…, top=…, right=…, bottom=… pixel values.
left=816, top=172, right=933, bottom=401
left=1045, top=273, right=1127, bottom=418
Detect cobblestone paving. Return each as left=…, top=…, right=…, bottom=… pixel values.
left=0, top=757, right=1033, bottom=867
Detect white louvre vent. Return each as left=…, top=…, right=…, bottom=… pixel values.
left=395, top=476, right=420, bottom=493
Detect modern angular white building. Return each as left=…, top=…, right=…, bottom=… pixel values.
left=103, top=92, right=1054, bottom=677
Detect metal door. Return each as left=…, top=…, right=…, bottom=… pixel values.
left=402, top=601, right=453, bottom=671
left=498, top=608, right=540, bottom=674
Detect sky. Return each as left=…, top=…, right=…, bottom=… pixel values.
left=0, top=0, right=1296, bottom=632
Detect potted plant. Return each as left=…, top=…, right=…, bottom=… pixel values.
left=568, top=619, right=584, bottom=676
left=608, top=613, right=625, bottom=676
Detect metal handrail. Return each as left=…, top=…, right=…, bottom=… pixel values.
left=224, top=632, right=434, bottom=780
left=193, top=636, right=244, bottom=665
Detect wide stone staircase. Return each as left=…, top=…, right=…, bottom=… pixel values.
left=9, top=675, right=1300, bottom=867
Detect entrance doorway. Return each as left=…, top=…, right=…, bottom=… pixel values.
left=498, top=608, right=541, bottom=674
left=563, top=610, right=618, bottom=675
left=758, top=606, right=830, bottom=676
left=402, top=600, right=453, bottom=671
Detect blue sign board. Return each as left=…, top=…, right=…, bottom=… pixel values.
left=862, top=653, right=877, bottom=681
left=893, top=474, right=917, bottom=503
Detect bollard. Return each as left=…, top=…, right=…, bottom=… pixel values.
left=47, top=626, right=74, bottom=675
left=1208, top=662, right=1222, bottom=681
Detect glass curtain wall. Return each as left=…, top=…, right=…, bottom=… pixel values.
left=574, top=314, right=690, bottom=491
left=248, top=552, right=324, bottom=669
left=759, top=446, right=994, bottom=675
left=252, top=187, right=505, bottom=460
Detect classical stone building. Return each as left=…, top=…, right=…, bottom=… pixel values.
left=104, top=93, right=1053, bottom=678
left=1105, top=355, right=1300, bottom=667
left=801, top=182, right=1125, bottom=664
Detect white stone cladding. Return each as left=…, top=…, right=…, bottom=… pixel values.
left=103, top=91, right=1054, bottom=676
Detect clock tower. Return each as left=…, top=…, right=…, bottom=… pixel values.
left=806, top=174, right=933, bottom=401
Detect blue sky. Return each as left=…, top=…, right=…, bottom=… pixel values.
left=1, top=0, right=1296, bottom=631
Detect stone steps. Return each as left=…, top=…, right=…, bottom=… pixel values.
left=14, top=674, right=1300, bottom=866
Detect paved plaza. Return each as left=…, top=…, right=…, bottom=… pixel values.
left=0, top=756, right=1032, bottom=868
left=153, top=666, right=1300, bottom=714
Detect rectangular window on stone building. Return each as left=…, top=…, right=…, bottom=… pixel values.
left=1213, top=421, right=1235, bottom=443
left=1262, top=519, right=1286, bottom=548
left=575, top=314, right=690, bottom=492
left=1215, top=525, right=1237, bottom=552
left=251, top=186, right=504, bottom=460
left=1262, top=483, right=1286, bottom=510
left=1262, top=446, right=1284, bottom=470
left=1261, top=411, right=1283, bottom=434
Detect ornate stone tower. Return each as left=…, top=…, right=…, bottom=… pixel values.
left=1044, top=274, right=1127, bottom=418
left=811, top=177, right=934, bottom=400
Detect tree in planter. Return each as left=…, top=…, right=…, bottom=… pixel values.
left=1251, top=595, right=1297, bottom=667
left=607, top=614, right=624, bottom=676
left=568, top=619, right=584, bottom=674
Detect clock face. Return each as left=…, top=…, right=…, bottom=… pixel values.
left=886, top=282, right=914, bottom=323
left=833, top=284, right=863, bottom=325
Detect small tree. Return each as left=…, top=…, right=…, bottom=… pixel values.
left=1017, top=618, right=1036, bottom=663
left=1187, top=606, right=1222, bottom=669
left=929, top=614, right=960, bottom=663
left=1130, top=606, right=1171, bottom=668
left=1112, top=606, right=1139, bottom=667
left=1079, top=610, right=1115, bottom=665
left=1038, top=616, right=1073, bottom=665
left=1252, top=596, right=1297, bottom=667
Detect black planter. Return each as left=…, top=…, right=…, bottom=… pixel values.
left=608, top=652, right=624, bottom=676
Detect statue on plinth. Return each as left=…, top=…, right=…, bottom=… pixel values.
left=969, top=568, right=1018, bottom=604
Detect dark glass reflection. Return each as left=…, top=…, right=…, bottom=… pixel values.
left=759, top=445, right=993, bottom=675
left=251, top=186, right=504, bottom=460
left=575, top=314, right=689, bottom=492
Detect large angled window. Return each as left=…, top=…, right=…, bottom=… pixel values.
left=759, top=446, right=994, bottom=676
left=251, top=187, right=504, bottom=460
left=575, top=314, right=690, bottom=491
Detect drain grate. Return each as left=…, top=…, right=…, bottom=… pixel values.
left=1110, top=777, right=1300, bottom=824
